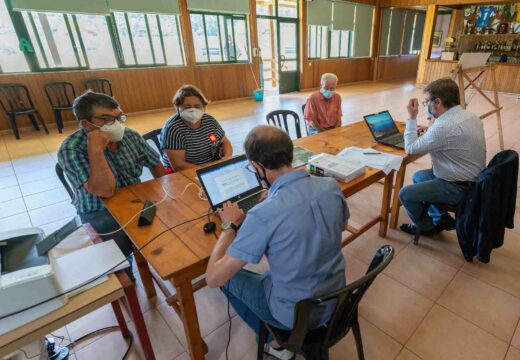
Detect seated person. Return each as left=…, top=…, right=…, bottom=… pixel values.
left=399, top=77, right=486, bottom=235
left=304, top=73, right=343, bottom=135
left=160, top=85, right=233, bottom=172
left=206, top=125, right=349, bottom=360
left=58, top=91, right=164, bottom=256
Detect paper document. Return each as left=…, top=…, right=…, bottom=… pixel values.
left=55, top=240, right=129, bottom=297
left=337, top=147, right=403, bottom=175
left=292, top=146, right=317, bottom=168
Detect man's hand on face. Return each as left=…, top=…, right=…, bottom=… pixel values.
left=407, top=98, right=419, bottom=120
left=87, top=130, right=111, bottom=150
left=218, top=201, right=245, bottom=226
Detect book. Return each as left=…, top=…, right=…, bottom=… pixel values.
left=307, top=153, right=365, bottom=182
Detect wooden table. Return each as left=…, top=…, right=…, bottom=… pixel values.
left=102, top=121, right=422, bottom=360
left=0, top=224, right=156, bottom=360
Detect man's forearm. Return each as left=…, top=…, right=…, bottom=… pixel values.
left=87, top=146, right=116, bottom=197
left=207, top=230, right=235, bottom=273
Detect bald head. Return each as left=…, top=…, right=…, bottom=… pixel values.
left=244, top=125, right=293, bottom=169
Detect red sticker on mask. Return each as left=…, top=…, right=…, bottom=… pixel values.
left=208, top=133, right=218, bottom=143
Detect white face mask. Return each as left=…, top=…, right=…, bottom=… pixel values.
left=180, top=108, right=204, bottom=124
left=99, top=121, right=125, bottom=142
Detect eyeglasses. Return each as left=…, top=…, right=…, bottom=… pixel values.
left=421, top=98, right=437, bottom=106
left=91, top=113, right=127, bottom=125
left=245, top=163, right=256, bottom=174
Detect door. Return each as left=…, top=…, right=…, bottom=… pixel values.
left=277, top=20, right=299, bottom=93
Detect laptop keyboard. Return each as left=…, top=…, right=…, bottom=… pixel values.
left=238, top=192, right=263, bottom=213
left=385, top=133, right=403, bottom=144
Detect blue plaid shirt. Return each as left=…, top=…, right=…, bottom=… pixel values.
left=58, top=128, right=160, bottom=214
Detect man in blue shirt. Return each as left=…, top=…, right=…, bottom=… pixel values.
left=206, top=125, right=348, bottom=360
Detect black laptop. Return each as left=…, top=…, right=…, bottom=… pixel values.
left=363, top=111, right=405, bottom=150
left=196, top=155, right=265, bottom=213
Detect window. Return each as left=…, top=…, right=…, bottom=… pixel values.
left=112, top=12, right=185, bottom=66
left=0, top=0, right=29, bottom=72
left=190, top=12, right=249, bottom=64
left=308, top=25, right=327, bottom=59
left=19, top=11, right=117, bottom=70
left=257, top=0, right=297, bottom=18
left=329, top=30, right=351, bottom=58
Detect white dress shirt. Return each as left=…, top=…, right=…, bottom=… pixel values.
left=404, top=105, right=486, bottom=182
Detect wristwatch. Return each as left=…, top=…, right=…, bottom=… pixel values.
left=221, top=220, right=239, bottom=232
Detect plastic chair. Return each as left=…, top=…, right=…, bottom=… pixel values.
left=44, top=81, right=77, bottom=133
left=0, top=83, right=49, bottom=139
left=266, top=110, right=307, bottom=139
left=257, top=245, right=395, bottom=360
left=143, top=128, right=163, bottom=157
left=84, top=78, right=113, bottom=96
left=55, top=163, right=75, bottom=204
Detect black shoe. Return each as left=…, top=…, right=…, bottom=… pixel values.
left=400, top=223, right=441, bottom=236
left=435, top=215, right=455, bottom=231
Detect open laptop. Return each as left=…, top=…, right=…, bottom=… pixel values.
left=363, top=111, right=405, bottom=150
left=196, top=155, right=265, bottom=213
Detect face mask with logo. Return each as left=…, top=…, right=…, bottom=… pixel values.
left=91, top=121, right=125, bottom=142
left=320, top=88, right=334, bottom=99
left=180, top=108, right=204, bottom=124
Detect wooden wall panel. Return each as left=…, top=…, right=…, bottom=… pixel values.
left=376, top=55, right=420, bottom=80
left=0, top=64, right=256, bottom=131
left=300, top=58, right=373, bottom=90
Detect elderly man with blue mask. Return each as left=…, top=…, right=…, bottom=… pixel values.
left=303, top=73, right=343, bottom=135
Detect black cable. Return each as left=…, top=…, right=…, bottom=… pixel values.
left=226, top=283, right=232, bottom=360
left=0, top=213, right=208, bottom=321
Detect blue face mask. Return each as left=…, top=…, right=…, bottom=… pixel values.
left=320, top=88, right=334, bottom=99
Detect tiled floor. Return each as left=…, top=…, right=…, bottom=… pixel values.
left=3, top=78, right=520, bottom=360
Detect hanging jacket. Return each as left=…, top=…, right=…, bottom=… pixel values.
left=456, top=150, right=518, bottom=263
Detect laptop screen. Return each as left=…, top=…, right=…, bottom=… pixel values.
left=364, top=111, right=399, bottom=139
left=197, top=155, right=262, bottom=209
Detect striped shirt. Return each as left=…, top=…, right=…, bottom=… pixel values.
left=58, top=128, right=160, bottom=214
left=160, top=113, right=226, bottom=167
left=404, top=105, right=486, bottom=182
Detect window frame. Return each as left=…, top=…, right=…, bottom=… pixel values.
left=328, top=29, right=352, bottom=59
left=189, top=10, right=251, bottom=65
left=110, top=11, right=186, bottom=68
left=308, top=25, right=353, bottom=60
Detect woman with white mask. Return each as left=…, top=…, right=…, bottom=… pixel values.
left=160, top=85, right=233, bottom=172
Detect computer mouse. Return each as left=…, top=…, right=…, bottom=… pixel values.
left=203, top=221, right=216, bottom=233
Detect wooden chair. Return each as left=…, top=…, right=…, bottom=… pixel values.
left=266, top=110, right=308, bottom=139
left=257, top=245, right=394, bottom=360
left=0, top=83, right=49, bottom=139
left=44, top=81, right=77, bottom=133
left=84, top=78, right=113, bottom=96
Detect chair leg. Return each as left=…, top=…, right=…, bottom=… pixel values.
left=352, top=322, right=365, bottom=360
left=54, top=109, right=63, bottom=133
left=28, top=114, right=40, bottom=131
left=35, top=111, right=49, bottom=134
left=8, top=114, right=20, bottom=140
left=257, top=321, right=267, bottom=360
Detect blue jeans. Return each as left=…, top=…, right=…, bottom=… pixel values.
left=221, top=269, right=290, bottom=339
left=399, top=169, right=467, bottom=230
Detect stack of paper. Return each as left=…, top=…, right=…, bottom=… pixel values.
left=308, top=153, right=365, bottom=182
left=337, top=147, right=403, bottom=174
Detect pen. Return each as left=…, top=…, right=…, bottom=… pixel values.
left=362, top=152, right=381, bottom=155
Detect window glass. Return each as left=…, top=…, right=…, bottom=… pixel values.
left=0, top=0, right=30, bottom=72
left=159, top=15, right=184, bottom=65
left=233, top=18, right=248, bottom=61
left=147, top=14, right=165, bottom=63
left=308, top=25, right=327, bottom=59
left=256, top=0, right=276, bottom=17
left=330, top=30, right=340, bottom=57
left=113, top=12, right=135, bottom=65
left=278, top=0, right=297, bottom=18
left=76, top=14, right=117, bottom=69
left=339, top=31, right=350, bottom=57
left=127, top=13, right=153, bottom=64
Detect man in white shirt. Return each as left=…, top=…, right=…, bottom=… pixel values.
left=399, top=77, right=486, bottom=235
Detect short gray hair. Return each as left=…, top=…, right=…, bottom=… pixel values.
left=320, top=73, right=338, bottom=86
left=73, top=91, right=119, bottom=121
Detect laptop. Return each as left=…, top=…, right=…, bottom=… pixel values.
left=196, top=155, right=265, bottom=213
left=363, top=111, right=405, bottom=150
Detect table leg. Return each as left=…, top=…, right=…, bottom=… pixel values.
left=390, top=163, right=407, bottom=229
left=124, top=283, right=157, bottom=360
left=111, top=300, right=130, bottom=339
left=173, top=276, right=205, bottom=360
left=133, top=245, right=156, bottom=298
left=379, top=171, right=394, bottom=237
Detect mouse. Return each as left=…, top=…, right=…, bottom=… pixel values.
left=203, top=221, right=216, bottom=233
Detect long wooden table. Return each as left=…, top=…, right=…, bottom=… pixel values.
left=103, top=121, right=422, bottom=360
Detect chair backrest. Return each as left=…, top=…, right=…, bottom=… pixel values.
left=44, top=81, right=76, bottom=109
left=301, top=104, right=306, bottom=118
left=143, top=128, right=163, bottom=157
left=84, top=78, right=113, bottom=96
left=55, top=163, right=75, bottom=204
left=286, top=245, right=394, bottom=350
left=266, top=110, right=303, bottom=139
left=0, top=83, right=35, bottom=113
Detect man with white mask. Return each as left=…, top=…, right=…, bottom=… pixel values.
left=399, top=77, right=486, bottom=236
left=304, top=73, right=343, bottom=135
left=160, top=84, right=233, bottom=172
left=58, top=91, right=164, bottom=256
